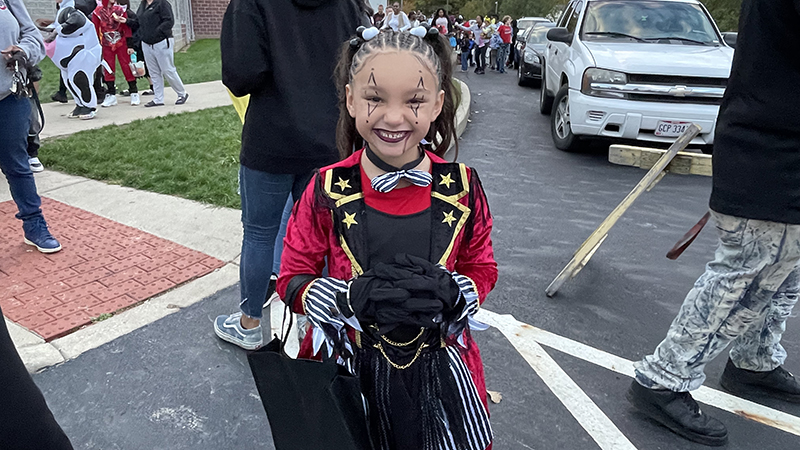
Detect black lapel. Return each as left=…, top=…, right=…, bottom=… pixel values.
left=324, top=165, right=369, bottom=276
left=429, top=162, right=472, bottom=266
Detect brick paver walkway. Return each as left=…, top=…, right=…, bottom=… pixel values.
left=0, top=198, right=224, bottom=341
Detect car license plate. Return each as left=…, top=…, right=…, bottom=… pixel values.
left=655, top=121, right=693, bottom=137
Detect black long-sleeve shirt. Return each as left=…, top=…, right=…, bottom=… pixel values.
left=710, top=0, right=800, bottom=223
left=136, top=0, right=173, bottom=45
left=221, top=0, right=366, bottom=175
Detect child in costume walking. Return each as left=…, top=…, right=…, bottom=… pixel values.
left=277, top=25, right=496, bottom=450
left=92, top=0, right=138, bottom=107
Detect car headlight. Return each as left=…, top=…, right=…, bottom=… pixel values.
left=581, top=68, right=628, bottom=99
left=523, top=50, right=540, bottom=64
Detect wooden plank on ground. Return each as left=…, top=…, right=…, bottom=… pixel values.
left=545, top=125, right=702, bottom=297
left=609, top=145, right=712, bottom=177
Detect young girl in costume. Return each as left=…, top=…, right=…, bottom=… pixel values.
left=92, top=0, right=138, bottom=107
left=277, top=25, right=497, bottom=450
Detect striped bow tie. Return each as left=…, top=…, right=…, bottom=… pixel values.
left=371, top=169, right=433, bottom=193
left=365, top=144, right=433, bottom=193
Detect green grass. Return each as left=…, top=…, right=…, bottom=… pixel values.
left=38, top=39, right=221, bottom=103
left=40, top=105, right=243, bottom=209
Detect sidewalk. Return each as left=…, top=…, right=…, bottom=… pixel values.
left=40, top=80, right=232, bottom=140
left=2, top=78, right=471, bottom=373
left=4, top=80, right=241, bottom=373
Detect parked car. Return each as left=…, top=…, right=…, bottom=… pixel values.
left=518, top=22, right=555, bottom=86
left=540, top=0, right=735, bottom=152
left=516, top=16, right=551, bottom=39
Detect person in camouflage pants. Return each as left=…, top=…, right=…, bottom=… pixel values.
left=627, top=0, right=800, bottom=447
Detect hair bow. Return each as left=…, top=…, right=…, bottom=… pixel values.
left=350, top=26, right=380, bottom=48
left=410, top=24, right=441, bottom=39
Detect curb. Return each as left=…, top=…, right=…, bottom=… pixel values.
left=455, top=78, right=471, bottom=140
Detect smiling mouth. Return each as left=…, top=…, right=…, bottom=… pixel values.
left=374, top=129, right=411, bottom=143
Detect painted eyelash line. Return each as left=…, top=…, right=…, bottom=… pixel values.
left=409, top=94, right=422, bottom=117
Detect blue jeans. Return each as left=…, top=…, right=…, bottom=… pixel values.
left=0, top=95, right=43, bottom=224
left=238, top=165, right=310, bottom=319
left=635, top=210, right=800, bottom=391
left=497, top=43, right=510, bottom=72
left=461, top=51, right=469, bottom=71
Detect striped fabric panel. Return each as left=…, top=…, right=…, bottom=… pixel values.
left=305, top=277, right=349, bottom=331
left=452, top=273, right=480, bottom=320
left=444, top=346, right=493, bottom=450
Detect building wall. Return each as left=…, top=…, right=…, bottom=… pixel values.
left=22, top=0, right=194, bottom=50
left=190, top=0, right=229, bottom=38
left=23, top=0, right=56, bottom=23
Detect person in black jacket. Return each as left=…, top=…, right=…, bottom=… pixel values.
left=136, top=0, right=186, bottom=106
left=212, top=0, right=370, bottom=350
left=118, top=0, right=153, bottom=99
left=627, top=0, right=800, bottom=446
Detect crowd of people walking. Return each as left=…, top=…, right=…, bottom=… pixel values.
left=372, top=6, right=518, bottom=76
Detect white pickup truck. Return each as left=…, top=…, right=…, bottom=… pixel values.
left=539, top=0, right=735, bottom=152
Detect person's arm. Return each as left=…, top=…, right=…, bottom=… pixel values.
left=453, top=168, right=497, bottom=305
left=276, top=173, right=333, bottom=314
left=220, top=0, right=271, bottom=96
left=399, top=12, right=410, bottom=31
left=156, top=0, right=174, bottom=40
left=6, top=0, right=45, bottom=65
left=126, top=9, right=139, bottom=49
left=381, top=10, right=393, bottom=30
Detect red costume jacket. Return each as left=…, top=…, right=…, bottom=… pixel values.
left=92, top=0, right=131, bottom=50
left=277, top=149, right=498, bottom=407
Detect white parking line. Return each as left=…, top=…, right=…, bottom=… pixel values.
left=490, top=317, right=638, bottom=449
left=477, top=309, right=800, bottom=438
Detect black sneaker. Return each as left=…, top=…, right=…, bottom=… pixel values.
left=719, top=359, right=800, bottom=403
left=51, top=91, right=68, bottom=103
left=627, top=380, right=728, bottom=446
left=144, top=100, right=164, bottom=107
left=66, top=105, right=82, bottom=118
left=175, top=93, right=189, bottom=105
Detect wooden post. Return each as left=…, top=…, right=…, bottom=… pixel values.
left=545, top=124, right=702, bottom=297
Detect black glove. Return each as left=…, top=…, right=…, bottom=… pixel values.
left=339, top=254, right=461, bottom=333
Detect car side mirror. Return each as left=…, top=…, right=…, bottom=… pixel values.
left=722, top=32, right=737, bottom=49
left=547, top=27, right=573, bottom=44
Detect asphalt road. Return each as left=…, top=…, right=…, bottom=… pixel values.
left=31, top=70, right=800, bottom=450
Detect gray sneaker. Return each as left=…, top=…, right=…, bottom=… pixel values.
left=214, top=312, right=263, bottom=350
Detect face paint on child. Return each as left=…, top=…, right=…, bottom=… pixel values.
left=346, top=51, right=444, bottom=167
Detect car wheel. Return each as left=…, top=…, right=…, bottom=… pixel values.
left=517, top=65, right=528, bottom=86
left=551, top=84, right=581, bottom=152
left=539, top=68, right=554, bottom=115
left=700, top=144, right=713, bottom=155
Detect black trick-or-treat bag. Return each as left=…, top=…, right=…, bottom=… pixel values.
left=247, top=308, right=374, bottom=450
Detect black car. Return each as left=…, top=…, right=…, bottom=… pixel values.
left=517, top=22, right=555, bottom=87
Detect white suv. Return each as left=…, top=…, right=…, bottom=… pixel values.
left=540, top=0, right=735, bottom=151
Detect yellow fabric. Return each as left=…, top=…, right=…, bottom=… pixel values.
left=227, top=89, right=250, bottom=124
